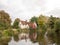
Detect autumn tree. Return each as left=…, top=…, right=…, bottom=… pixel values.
left=0, top=10, right=11, bottom=30
left=47, top=15, right=59, bottom=44
left=36, top=15, right=48, bottom=45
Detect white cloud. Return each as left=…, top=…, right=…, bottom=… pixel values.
left=0, top=0, right=60, bottom=22
left=45, top=0, right=60, bottom=12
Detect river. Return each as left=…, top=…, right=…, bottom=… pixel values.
left=8, top=37, right=39, bottom=45
left=8, top=32, right=56, bottom=45
left=8, top=37, right=55, bottom=45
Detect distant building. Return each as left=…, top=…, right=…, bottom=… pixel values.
left=28, top=22, right=37, bottom=29
left=19, top=20, right=29, bottom=29
left=19, top=20, right=37, bottom=29
left=19, top=20, right=37, bottom=41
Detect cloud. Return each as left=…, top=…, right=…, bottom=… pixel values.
left=0, top=0, right=60, bottom=22
left=0, top=4, right=5, bottom=9
left=46, top=8, right=60, bottom=17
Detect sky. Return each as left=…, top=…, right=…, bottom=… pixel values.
left=0, top=0, right=60, bottom=22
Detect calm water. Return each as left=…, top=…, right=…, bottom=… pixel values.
left=8, top=33, right=56, bottom=45
left=8, top=37, right=55, bottom=45
left=8, top=37, right=39, bottom=45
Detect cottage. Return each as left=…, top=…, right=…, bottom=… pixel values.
left=19, top=20, right=29, bottom=29
left=19, top=20, right=37, bottom=29
left=28, top=22, right=37, bottom=29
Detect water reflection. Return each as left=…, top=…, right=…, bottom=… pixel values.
left=8, top=37, right=39, bottom=45
left=8, top=32, right=56, bottom=45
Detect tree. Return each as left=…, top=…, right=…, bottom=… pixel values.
left=54, top=19, right=60, bottom=45
left=36, top=15, right=47, bottom=45
left=29, top=16, right=38, bottom=43
left=47, top=15, right=56, bottom=29
left=0, top=10, right=11, bottom=30
left=47, top=15, right=60, bottom=45
left=30, top=16, right=38, bottom=23
left=13, top=18, right=20, bottom=29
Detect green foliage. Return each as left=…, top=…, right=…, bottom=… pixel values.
left=30, top=16, right=38, bottom=23
left=54, top=19, right=60, bottom=30
left=54, top=19, right=60, bottom=45
left=47, top=15, right=56, bottom=29
left=13, top=35, right=19, bottom=42
left=0, top=10, right=11, bottom=30
left=0, top=10, right=60, bottom=45
left=3, top=30, right=13, bottom=36
left=29, top=15, right=47, bottom=44
left=37, top=30, right=44, bottom=42
left=47, top=29, right=56, bottom=43
left=47, top=16, right=60, bottom=45
left=0, top=29, right=13, bottom=45
left=36, top=15, right=47, bottom=42
left=13, top=18, right=20, bottom=29
left=37, top=15, right=47, bottom=29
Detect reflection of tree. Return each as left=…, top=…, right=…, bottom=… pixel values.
left=37, top=29, right=46, bottom=45
left=13, top=35, right=19, bottom=42
left=0, top=30, right=12, bottom=45
left=12, top=29, right=20, bottom=42
left=47, top=29, right=56, bottom=44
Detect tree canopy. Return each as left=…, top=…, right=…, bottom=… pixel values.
left=0, top=10, right=11, bottom=30
left=13, top=18, right=20, bottom=29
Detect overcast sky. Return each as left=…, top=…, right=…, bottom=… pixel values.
left=0, top=0, right=60, bottom=22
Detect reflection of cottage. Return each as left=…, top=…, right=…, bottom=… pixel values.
left=29, top=32, right=37, bottom=41
left=18, top=33, right=29, bottom=40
